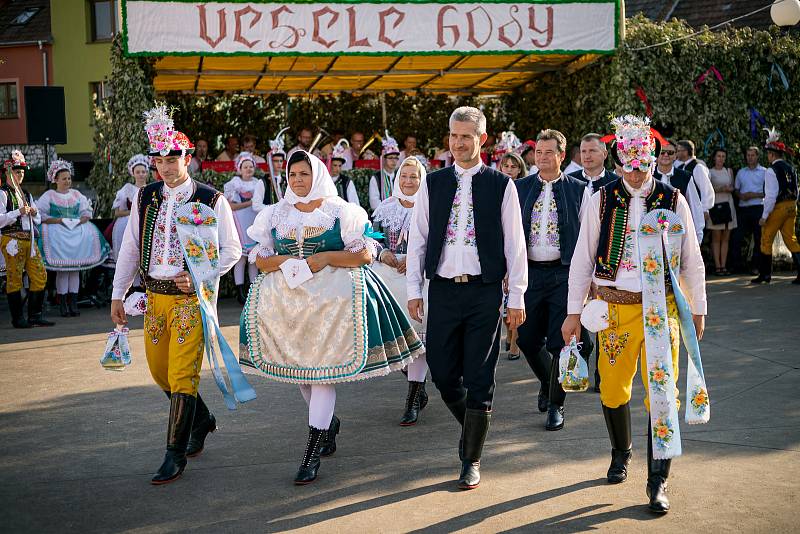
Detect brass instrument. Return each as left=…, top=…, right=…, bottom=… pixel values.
left=359, top=132, right=383, bottom=157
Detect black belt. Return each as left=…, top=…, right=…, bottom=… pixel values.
left=143, top=276, right=195, bottom=296
left=433, top=274, right=483, bottom=284
left=528, top=259, right=563, bottom=268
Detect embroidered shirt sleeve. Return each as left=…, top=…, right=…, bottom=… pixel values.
left=247, top=204, right=277, bottom=263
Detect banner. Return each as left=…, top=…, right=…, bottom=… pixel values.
left=123, top=1, right=618, bottom=56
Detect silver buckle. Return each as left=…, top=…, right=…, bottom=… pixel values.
left=453, top=274, right=469, bottom=283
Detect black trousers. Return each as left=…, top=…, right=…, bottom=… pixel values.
left=425, top=278, right=504, bottom=412
left=515, top=263, right=593, bottom=407
left=731, top=204, right=763, bottom=270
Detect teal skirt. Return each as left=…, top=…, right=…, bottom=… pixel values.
left=239, top=265, right=424, bottom=384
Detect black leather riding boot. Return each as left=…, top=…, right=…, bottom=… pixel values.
left=646, top=421, right=672, bottom=513
left=602, top=403, right=632, bottom=484
left=151, top=393, right=196, bottom=485
left=8, top=291, right=31, bottom=328
left=186, top=393, right=217, bottom=457
left=27, top=291, right=54, bottom=327
left=458, top=409, right=491, bottom=490
left=294, top=426, right=325, bottom=485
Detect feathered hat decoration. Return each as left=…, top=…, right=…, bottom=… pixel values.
left=382, top=130, right=400, bottom=156
left=331, top=139, right=350, bottom=162
left=235, top=151, right=257, bottom=172
left=764, top=127, right=795, bottom=156
left=269, top=127, right=290, bottom=156
left=3, top=150, right=27, bottom=171
left=143, top=103, right=194, bottom=157
left=47, top=159, right=74, bottom=183
left=126, top=154, right=150, bottom=177
left=608, top=115, right=662, bottom=173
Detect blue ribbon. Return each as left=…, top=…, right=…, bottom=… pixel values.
left=749, top=108, right=768, bottom=139
left=769, top=62, right=789, bottom=93
left=702, top=128, right=725, bottom=158
left=363, top=222, right=384, bottom=241
left=667, top=262, right=705, bottom=383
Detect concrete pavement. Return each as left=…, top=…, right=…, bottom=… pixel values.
left=0, top=274, right=798, bottom=533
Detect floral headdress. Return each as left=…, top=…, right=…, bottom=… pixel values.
left=382, top=130, right=400, bottom=156
left=235, top=151, right=257, bottom=172
left=143, top=103, right=194, bottom=157
left=331, top=139, right=350, bottom=162
left=610, top=115, right=658, bottom=173
left=127, top=154, right=150, bottom=177
left=4, top=150, right=27, bottom=171
left=493, top=129, right=522, bottom=162
left=764, top=127, right=795, bottom=156
left=47, top=159, right=74, bottom=183
left=269, top=127, right=290, bottom=156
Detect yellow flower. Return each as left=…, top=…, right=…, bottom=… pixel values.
left=656, top=426, right=669, bottom=438
left=647, top=314, right=661, bottom=327
left=644, top=257, right=659, bottom=272
left=693, top=390, right=707, bottom=405
left=653, top=369, right=665, bottom=382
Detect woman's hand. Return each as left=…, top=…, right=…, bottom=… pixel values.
left=396, top=257, right=407, bottom=274
left=305, top=252, right=330, bottom=273
left=256, top=254, right=291, bottom=273
left=381, top=250, right=398, bottom=268
left=79, top=215, right=91, bottom=224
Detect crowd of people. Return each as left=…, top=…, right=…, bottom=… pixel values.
left=2, top=103, right=797, bottom=517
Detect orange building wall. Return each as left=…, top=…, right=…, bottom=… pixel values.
left=0, top=44, right=54, bottom=145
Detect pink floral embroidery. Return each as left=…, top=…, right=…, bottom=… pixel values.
left=445, top=177, right=476, bottom=247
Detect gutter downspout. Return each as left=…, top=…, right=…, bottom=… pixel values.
left=38, top=40, right=48, bottom=86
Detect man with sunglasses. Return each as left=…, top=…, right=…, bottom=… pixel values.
left=655, top=139, right=705, bottom=243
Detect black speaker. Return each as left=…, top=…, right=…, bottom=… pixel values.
left=25, top=86, right=67, bottom=145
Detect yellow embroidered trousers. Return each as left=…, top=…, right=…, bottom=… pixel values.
left=1, top=235, right=47, bottom=293
left=144, top=291, right=205, bottom=395
left=760, top=199, right=800, bottom=255
left=597, top=295, right=680, bottom=411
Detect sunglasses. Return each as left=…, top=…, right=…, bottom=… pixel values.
left=661, top=150, right=676, bottom=155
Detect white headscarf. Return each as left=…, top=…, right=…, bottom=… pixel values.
left=392, top=156, right=426, bottom=203
left=282, top=150, right=339, bottom=205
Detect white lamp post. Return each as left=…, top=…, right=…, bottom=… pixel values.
left=771, top=0, right=800, bottom=26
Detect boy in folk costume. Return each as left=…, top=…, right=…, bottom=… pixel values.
left=111, top=104, right=243, bottom=485
left=563, top=116, right=710, bottom=513
left=368, top=132, right=401, bottom=212
left=329, top=140, right=360, bottom=205
left=253, top=127, right=289, bottom=212
left=0, top=151, right=53, bottom=328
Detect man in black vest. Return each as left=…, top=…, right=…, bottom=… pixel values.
left=516, top=129, right=591, bottom=431
left=569, top=133, right=619, bottom=195
left=654, top=139, right=704, bottom=244
left=752, top=129, right=800, bottom=284
left=330, top=142, right=360, bottom=205
left=407, top=106, right=528, bottom=490
left=675, top=139, right=715, bottom=241
left=1, top=151, right=54, bottom=328
left=111, top=105, right=242, bottom=485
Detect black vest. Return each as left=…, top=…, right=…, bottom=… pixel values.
left=136, top=180, right=221, bottom=275
left=333, top=174, right=354, bottom=203
left=594, top=178, right=679, bottom=281
left=772, top=160, right=798, bottom=202
left=568, top=169, right=619, bottom=194
left=516, top=173, right=586, bottom=265
left=653, top=167, right=692, bottom=197
left=1, top=184, right=32, bottom=235
left=260, top=175, right=282, bottom=206
left=425, top=165, right=508, bottom=283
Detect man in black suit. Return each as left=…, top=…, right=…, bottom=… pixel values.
left=406, top=106, right=528, bottom=490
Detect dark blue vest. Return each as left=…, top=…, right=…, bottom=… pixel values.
left=653, top=168, right=692, bottom=197
left=568, top=169, right=619, bottom=193
left=516, top=173, right=586, bottom=265
left=772, top=160, right=798, bottom=202
left=424, top=165, right=508, bottom=283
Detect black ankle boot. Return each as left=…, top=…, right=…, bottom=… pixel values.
left=545, top=405, right=564, bottom=431
left=7, top=291, right=31, bottom=328
left=186, top=394, right=216, bottom=457
left=152, top=393, right=196, bottom=485
left=458, top=409, right=491, bottom=490
left=319, top=415, right=340, bottom=457
left=646, top=421, right=671, bottom=513
left=294, top=426, right=325, bottom=485
left=68, top=293, right=80, bottom=316
left=235, top=284, right=246, bottom=305
left=400, top=381, right=427, bottom=426
left=602, top=403, right=632, bottom=484
left=59, top=294, right=69, bottom=317
left=27, top=291, right=54, bottom=327
left=751, top=254, right=772, bottom=284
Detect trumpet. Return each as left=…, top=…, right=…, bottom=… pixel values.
left=359, top=132, right=383, bottom=157
left=308, top=128, right=332, bottom=155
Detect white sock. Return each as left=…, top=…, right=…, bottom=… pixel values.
left=407, top=354, right=428, bottom=382
left=69, top=271, right=80, bottom=293
left=56, top=272, right=69, bottom=295
left=308, top=384, right=336, bottom=430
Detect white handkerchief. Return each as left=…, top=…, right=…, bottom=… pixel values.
left=123, top=292, right=148, bottom=316
left=280, top=258, right=313, bottom=289
left=580, top=298, right=610, bottom=333
left=62, top=218, right=80, bottom=230
left=5, top=238, right=18, bottom=257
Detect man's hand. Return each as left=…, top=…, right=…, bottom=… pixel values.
left=693, top=314, right=705, bottom=341
left=506, top=308, right=525, bottom=329
left=759, top=218, right=767, bottom=226
left=173, top=270, right=194, bottom=294
left=305, top=253, right=329, bottom=273
left=380, top=250, right=398, bottom=268
left=110, top=299, right=127, bottom=325
left=79, top=215, right=91, bottom=224
left=396, top=257, right=407, bottom=274
left=561, top=313, right=582, bottom=344
left=20, top=206, right=36, bottom=216
left=408, top=298, right=424, bottom=322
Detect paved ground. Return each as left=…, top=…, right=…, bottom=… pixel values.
left=0, top=274, right=798, bottom=533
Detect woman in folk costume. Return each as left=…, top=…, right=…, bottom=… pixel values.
left=564, top=115, right=709, bottom=514
left=37, top=159, right=110, bottom=317
left=371, top=156, right=430, bottom=426
left=368, top=131, right=401, bottom=212
left=111, top=154, right=150, bottom=265
left=240, top=150, right=424, bottom=485
left=224, top=151, right=260, bottom=303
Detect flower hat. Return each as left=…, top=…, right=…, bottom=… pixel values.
left=382, top=130, right=400, bottom=156
left=4, top=150, right=28, bottom=171
left=609, top=115, right=661, bottom=173
left=143, top=103, right=194, bottom=157
left=764, top=127, right=795, bottom=156
left=47, top=159, right=74, bottom=183
left=127, top=154, right=150, bottom=177
left=331, top=139, right=350, bottom=163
